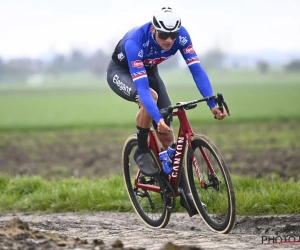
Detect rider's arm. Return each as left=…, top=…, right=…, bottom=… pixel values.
left=178, top=27, right=217, bottom=108
left=124, top=39, right=163, bottom=124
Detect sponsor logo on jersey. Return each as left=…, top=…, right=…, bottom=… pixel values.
left=147, top=47, right=156, bottom=57
left=131, top=70, right=147, bottom=81
left=179, top=36, right=188, bottom=46
left=183, top=45, right=195, bottom=54
left=186, top=56, right=200, bottom=66
left=143, top=40, right=149, bottom=47
left=131, top=60, right=143, bottom=68
left=118, top=52, right=125, bottom=61
left=143, top=56, right=171, bottom=67
left=113, top=74, right=132, bottom=96
left=138, top=50, right=143, bottom=58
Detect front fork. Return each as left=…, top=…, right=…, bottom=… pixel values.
left=190, top=144, right=217, bottom=190
left=191, top=152, right=206, bottom=189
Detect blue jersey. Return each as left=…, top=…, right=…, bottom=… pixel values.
left=111, top=21, right=216, bottom=124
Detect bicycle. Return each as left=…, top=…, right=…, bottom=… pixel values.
left=122, top=93, right=236, bottom=234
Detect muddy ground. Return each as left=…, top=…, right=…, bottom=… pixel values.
left=0, top=122, right=299, bottom=249
left=0, top=212, right=299, bottom=249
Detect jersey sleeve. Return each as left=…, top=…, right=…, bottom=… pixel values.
left=124, top=39, right=163, bottom=124
left=178, top=27, right=217, bottom=108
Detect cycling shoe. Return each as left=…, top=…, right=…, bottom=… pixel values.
left=134, top=149, right=159, bottom=177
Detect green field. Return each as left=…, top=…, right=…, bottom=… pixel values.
left=0, top=69, right=299, bottom=131
left=0, top=69, right=299, bottom=215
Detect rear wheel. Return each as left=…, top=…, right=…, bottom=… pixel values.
left=122, top=134, right=170, bottom=228
left=185, top=134, right=236, bottom=234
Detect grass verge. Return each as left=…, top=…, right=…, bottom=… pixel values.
left=0, top=174, right=299, bottom=215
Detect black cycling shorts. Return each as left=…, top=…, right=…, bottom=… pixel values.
left=106, top=59, right=172, bottom=128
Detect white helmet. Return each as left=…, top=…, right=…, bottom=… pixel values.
left=152, top=7, right=181, bottom=32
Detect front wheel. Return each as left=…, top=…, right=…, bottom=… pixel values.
left=185, top=134, right=236, bottom=234
left=122, top=134, right=171, bottom=228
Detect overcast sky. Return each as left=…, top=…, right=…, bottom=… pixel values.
left=0, top=0, right=300, bottom=58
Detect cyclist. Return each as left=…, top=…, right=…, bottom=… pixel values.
left=106, top=7, right=227, bottom=213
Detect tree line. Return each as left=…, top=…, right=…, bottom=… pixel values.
left=0, top=47, right=299, bottom=83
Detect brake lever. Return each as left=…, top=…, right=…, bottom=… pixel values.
left=214, top=93, right=230, bottom=119
left=223, top=101, right=230, bottom=116
left=160, top=105, right=173, bottom=126
left=165, top=115, right=172, bottom=127
left=214, top=93, right=223, bottom=119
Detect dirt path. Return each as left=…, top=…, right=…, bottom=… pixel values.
left=0, top=212, right=299, bottom=249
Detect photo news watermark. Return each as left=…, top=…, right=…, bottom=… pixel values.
left=262, top=235, right=300, bottom=244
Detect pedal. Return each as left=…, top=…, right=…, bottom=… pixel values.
left=179, top=187, right=196, bottom=217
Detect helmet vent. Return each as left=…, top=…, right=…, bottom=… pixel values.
left=159, top=21, right=179, bottom=31
left=152, top=7, right=181, bottom=32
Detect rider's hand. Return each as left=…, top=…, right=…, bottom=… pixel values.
left=157, top=118, right=171, bottom=133
left=211, top=106, right=227, bottom=120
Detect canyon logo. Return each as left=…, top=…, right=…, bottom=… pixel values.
left=171, top=137, right=185, bottom=178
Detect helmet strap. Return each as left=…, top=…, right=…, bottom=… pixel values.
left=153, top=30, right=157, bottom=42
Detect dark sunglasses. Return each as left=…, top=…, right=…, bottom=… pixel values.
left=156, top=30, right=179, bottom=40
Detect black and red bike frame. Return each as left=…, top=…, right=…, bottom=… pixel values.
left=133, top=93, right=230, bottom=196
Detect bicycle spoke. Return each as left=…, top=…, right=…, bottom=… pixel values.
left=186, top=135, right=236, bottom=233
left=122, top=135, right=170, bottom=228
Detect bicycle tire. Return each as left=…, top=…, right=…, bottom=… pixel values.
left=122, top=134, right=171, bottom=228
left=184, top=134, right=236, bottom=233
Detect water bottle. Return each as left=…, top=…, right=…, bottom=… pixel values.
left=159, top=150, right=171, bottom=174
left=167, top=142, right=176, bottom=161
left=159, top=142, right=176, bottom=175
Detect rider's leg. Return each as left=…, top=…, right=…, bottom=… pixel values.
left=155, top=127, right=175, bottom=150
left=106, top=60, right=158, bottom=176
left=133, top=88, right=160, bottom=176
left=179, top=168, right=199, bottom=214
left=135, top=88, right=158, bottom=152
